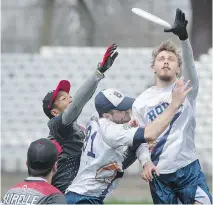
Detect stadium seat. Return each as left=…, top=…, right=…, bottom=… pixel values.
left=1, top=47, right=212, bottom=176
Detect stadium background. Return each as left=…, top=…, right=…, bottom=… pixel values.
left=1, top=0, right=212, bottom=203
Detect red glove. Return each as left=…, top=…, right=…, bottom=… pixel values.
left=97, top=43, right=118, bottom=73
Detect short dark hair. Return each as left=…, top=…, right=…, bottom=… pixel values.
left=28, top=167, right=52, bottom=177
left=98, top=110, right=114, bottom=118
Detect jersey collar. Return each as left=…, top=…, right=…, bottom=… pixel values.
left=25, top=176, right=47, bottom=182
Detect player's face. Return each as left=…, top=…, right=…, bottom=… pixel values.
left=109, top=109, right=131, bottom=124
left=152, top=50, right=180, bottom=82
left=51, top=91, right=72, bottom=116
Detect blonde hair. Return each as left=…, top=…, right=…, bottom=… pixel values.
left=151, top=40, right=182, bottom=68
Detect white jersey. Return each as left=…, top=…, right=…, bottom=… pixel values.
left=132, top=39, right=199, bottom=174
left=66, top=114, right=140, bottom=199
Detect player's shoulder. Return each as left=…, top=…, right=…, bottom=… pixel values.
left=89, top=114, right=129, bottom=136
left=88, top=113, right=112, bottom=135
left=31, top=181, right=62, bottom=195
left=99, top=117, right=114, bottom=131
left=101, top=119, right=134, bottom=136
left=98, top=118, right=120, bottom=137
left=7, top=180, right=62, bottom=194
left=40, top=182, right=62, bottom=195
left=48, top=114, right=61, bottom=123
left=10, top=181, right=26, bottom=189
left=47, top=113, right=63, bottom=128
left=133, top=86, right=155, bottom=107
left=87, top=112, right=101, bottom=127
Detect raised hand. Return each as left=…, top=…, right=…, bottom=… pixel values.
left=164, top=8, right=188, bottom=41
left=171, top=76, right=192, bottom=108
left=97, top=43, right=119, bottom=73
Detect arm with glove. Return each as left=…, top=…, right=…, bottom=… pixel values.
left=164, top=8, right=198, bottom=101
left=62, top=44, right=119, bottom=126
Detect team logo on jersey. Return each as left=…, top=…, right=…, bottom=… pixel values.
left=114, top=91, right=123, bottom=98
left=147, top=102, right=183, bottom=122
left=122, top=124, right=133, bottom=130
left=147, top=102, right=169, bottom=121
left=22, top=185, right=28, bottom=190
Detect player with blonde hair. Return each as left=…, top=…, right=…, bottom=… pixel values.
left=132, top=8, right=212, bottom=204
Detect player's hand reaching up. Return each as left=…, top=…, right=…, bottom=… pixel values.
left=164, top=8, right=188, bottom=40
left=141, top=161, right=160, bottom=182
left=97, top=43, right=118, bottom=73
left=171, top=76, right=192, bottom=109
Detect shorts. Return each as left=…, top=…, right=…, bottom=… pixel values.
left=65, top=191, right=103, bottom=204
left=149, top=160, right=212, bottom=204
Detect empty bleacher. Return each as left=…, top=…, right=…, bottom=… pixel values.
left=1, top=47, right=212, bottom=176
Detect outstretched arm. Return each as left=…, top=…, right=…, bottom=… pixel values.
left=62, top=44, right=119, bottom=126
left=62, top=70, right=104, bottom=126
left=164, top=8, right=199, bottom=100
left=181, top=39, right=198, bottom=100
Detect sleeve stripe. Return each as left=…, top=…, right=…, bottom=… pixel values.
left=133, top=128, right=146, bottom=148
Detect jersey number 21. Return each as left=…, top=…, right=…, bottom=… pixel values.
left=83, top=125, right=97, bottom=158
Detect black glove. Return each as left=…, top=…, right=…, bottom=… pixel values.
left=164, top=8, right=188, bottom=41
left=97, top=43, right=118, bottom=73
